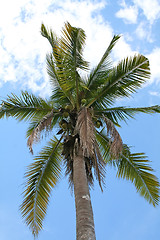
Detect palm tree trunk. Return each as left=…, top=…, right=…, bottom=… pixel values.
left=73, top=147, right=96, bottom=240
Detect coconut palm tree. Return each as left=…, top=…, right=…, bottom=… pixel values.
left=0, top=22, right=160, bottom=240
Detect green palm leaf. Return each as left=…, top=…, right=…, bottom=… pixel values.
left=60, top=22, right=89, bottom=109
left=20, top=137, right=63, bottom=237
left=96, top=130, right=159, bottom=206
left=96, top=105, right=160, bottom=123
left=96, top=128, right=116, bottom=165
left=60, top=22, right=88, bottom=71
left=46, top=53, right=75, bottom=105
left=117, top=145, right=159, bottom=206
left=41, top=23, right=75, bottom=105
left=41, top=23, right=58, bottom=50
left=0, top=91, right=55, bottom=121
left=87, top=35, right=120, bottom=92
left=87, top=54, right=150, bottom=107
left=50, top=86, right=73, bottom=107
left=42, top=22, right=89, bottom=109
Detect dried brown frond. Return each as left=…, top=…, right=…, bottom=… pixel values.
left=74, top=107, right=95, bottom=159
left=93, top=141, right=106, bottom=191
left=62, top=134, right=78, bottom=190
left=74, top=107, right=105, bottom=191
left=103, top=116, right=123, bottom=158
left=27, top=110, right=54, bottom=153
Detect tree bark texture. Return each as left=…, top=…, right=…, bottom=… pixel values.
left=73, top=147, right=96, bottom=240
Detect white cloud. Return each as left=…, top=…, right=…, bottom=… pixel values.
left=116, top=0, right=160, bottom=45
left=112, top=35, right=136, bottom=62
left=116, top=0, right=160, bottom=25
left=116, top=1, right=138, bottom=24
left=134, top=0, right=160, bottom=24
left=149, top=91, right=160, bottom=97
left=1, top=0, right=159, bottom=96
left=135, top=21, right=153, bottom=42
left=0, top=0, right=117, bottom=95
left=147, top=48, right=160, bottom=84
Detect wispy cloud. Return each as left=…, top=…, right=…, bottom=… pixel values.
left=0, top=0, right=135, bottom=96
left=0, top=0, right=113, bottom=95
left=0, top=0, right=160, bottom=96
left=116, top=0, right=160, bottom=25
left=149, top=91, right=160, bottom=97
left=112, top=35, right=136, bottom=62
left=135, top=21, right=153, bottom=42
left=147, top=48, right=160, bottom=84
left=134, top=0, right=160, bottom=24
left=116, top=0, right=160, bottom=43
left=115, top=1, right=138, bottom=24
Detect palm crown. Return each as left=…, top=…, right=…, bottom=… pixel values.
left=0, top=22, right=159, bottom=237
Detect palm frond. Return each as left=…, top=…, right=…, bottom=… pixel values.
left=96, top=130, right=160, bottom=206
left=86, top=35, right=120, bottom=91
left=117, top=145, right=160, bottom=206
left=20, top=137, right=63, bottom=237
left=26, top=114, right=60, bottom=139
left=42, top=22, right=89, bottom=108
left=60, top=22, right=88, bottom=71
left=75, top=107, right=95, bottom=158
left=60, top=22, right=89, bottom=109
left=41, top=23, right=67, bottom=77
left=46, top=53, right=75, bottom=106
left=50, top=86, right=72, bottom=107
left=48, top=65, right=74, bottom=104
left=41, top=23, right=58, bottom=50
left=41, top=23, right=75, bottom=105
left=103, top=116, right=123, bottom=158
left=93, top=141, right=106, bottom=190
left=74, top=107, right=105, bottom=190
left=95, top=105, right=160, bottom=124
left=27, top=110, right=55, bottom=154
left=0, top=91, right=55, bottom=121
left=87, top=54, right=150, bottom=107
left=96, top=129, right=116, bottom=166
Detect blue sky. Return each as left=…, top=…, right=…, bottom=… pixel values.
left=0, top=0, right=160, bottom=239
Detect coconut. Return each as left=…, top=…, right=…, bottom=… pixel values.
left=63, top=111, right=69, bottom=118
left=65, top=105, right=72, bottom=111
left=81, top=99, right=86, bottom=105
left=61, top=123, right=68, bottom=129
left=96, top=121, right=102, bottom=128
